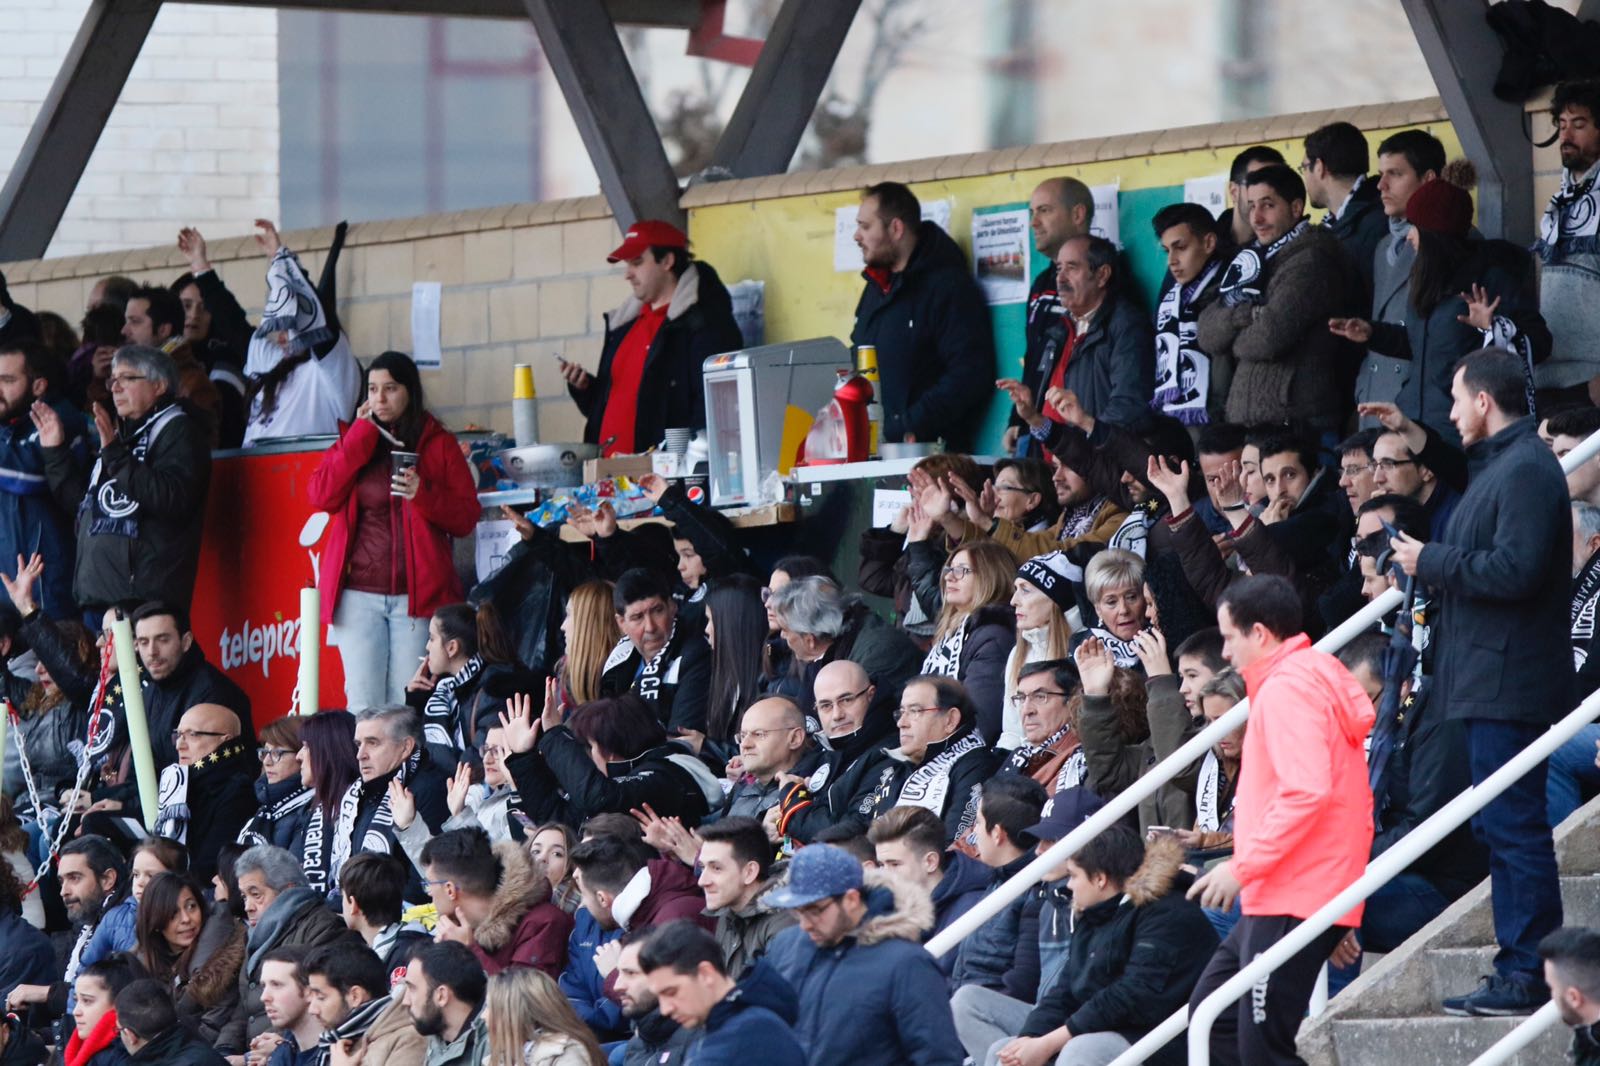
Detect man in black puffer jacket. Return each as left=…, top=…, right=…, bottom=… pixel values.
left=563, top=220, right=743, bottom=455
left=851, top=181, right=996, bottom=451
left=985, top=828, right=1217, bottom=1066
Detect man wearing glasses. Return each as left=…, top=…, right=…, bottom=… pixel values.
left=770, top=660, right=896, bottom=845
left=765, top=842, right=964, bottom=1066
left=720, top=696, right=818, bottom=821
left=153, top=704, right=257, bottom=882
left=1361, top=402, right=1465, bottom=542
left=864, top=675, right=999, bottom=845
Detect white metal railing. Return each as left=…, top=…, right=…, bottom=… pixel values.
left=1466, top=1001, right=1561, bottom=1066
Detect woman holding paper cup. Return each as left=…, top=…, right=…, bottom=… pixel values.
left=308, top=351, right=479, bottom=710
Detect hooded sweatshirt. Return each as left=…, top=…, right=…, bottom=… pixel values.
left=689, top=958, right=806, bottom=1066
left=1232, top=634, right=1375, bottom=924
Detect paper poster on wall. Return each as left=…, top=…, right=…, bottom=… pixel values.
left=871, top=488, right=913, bottom=528
left=1184, top=173, right=1231, bottom=219
left=833, top=198, right=958, bottom=273
left=1089, top=183, right=1121, bottom=247
left=475, top=519, right=519, bottom=582
left=971, top=205, right=1031, bottom=305
left=411, top=281, right=443, bottom=368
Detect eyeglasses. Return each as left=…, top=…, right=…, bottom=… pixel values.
left=813, top=687, right=870, bottom=715
left=795, top=895, right=840, bottom=920
left=894, top=704, right=949, bottom=723
left=734, top=727, right=800, bottom=745
left=992, top=483, right=1031, bottom=495
left=1009, top=690, right=1069, bottom=709
left=941, top=565, right=974, bottom=580
left=1339, top=463, right=1373, bottom=478
left=108, top=373, right=149, bottom=389
left=481, top=745, right=506, bottom=761
left=1371, top=457, right=1417, bottom=472
left=420, top=877, right=454, bottom=891
left=257, top=747, right=295, bottom=764
left=172, top=729, right=227, bottom=745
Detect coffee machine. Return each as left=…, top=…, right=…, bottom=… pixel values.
left=702, top=338, right=852, bottom=507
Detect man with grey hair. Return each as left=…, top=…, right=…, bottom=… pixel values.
left=1547, top=501, right=1600, bottom=826
left=1008, top=177, right=1095, bottom=456
left=222, top=844, right=358, bottom=1054
left=306, top=705, right=449, bottom=904
left=36, top=343, right=211, bottom=612
left=766, top=575, right=921, bottom=724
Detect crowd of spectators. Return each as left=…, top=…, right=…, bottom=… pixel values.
left=7, top=82, right=1600, bottom=1066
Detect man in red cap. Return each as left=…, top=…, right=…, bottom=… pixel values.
left=560, top=220, right=743, bottom=456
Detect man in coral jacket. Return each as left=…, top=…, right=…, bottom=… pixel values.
left=1186, top=575, right=1375, bottom=1066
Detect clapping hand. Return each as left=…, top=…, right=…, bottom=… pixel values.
left=499, top=692, right=540, bottom=754
left=996, top=379, right=1045, bottom=430
left=445, top=762, right=475, bottom=817
left=252, top=219, right=283, bottom=256
left=177, top=227, right=212, bottom=273
left=540, top=676, right=565, bottom=734
left=567, top=500, right=618, bottom=539
left=949, top=473, right=993, bottom=526
left=91, top=403, right=115, bottom=449
left=1074, top=637, right=1115, bottom=696
left=905, top=500, right=936, bottom=543
left=386, top=778, right=416, bottom=831
left=1132, top=627, right=1171, bottom=677
left=631, top=803, right=701, bottom=866
left=0, top=553, right=44, bottom=616
left=594, top=938, right=624, bottom=980
left=1457, top=283, right=1501, bottom=332
left=1043, top=386, right=1090, bottom=431
left=29, top=401, right=63, bottom=448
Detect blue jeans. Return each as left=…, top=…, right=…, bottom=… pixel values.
left=1467, top=718, right=1563, bottom=985
left=331, top=590, right=429, bottom=711
left=1546, top=723, right=1600, bottom=826
left=1205, top=898, right=1241, bottom=942
left=1327, top=872, right=1452, bottom=996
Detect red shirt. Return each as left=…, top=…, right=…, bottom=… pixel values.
left=1041, top=318, right=1080, bottom=423
left=599, top=303, right=669, bottom=456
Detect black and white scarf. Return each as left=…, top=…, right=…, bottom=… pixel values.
left=1534, top=164, right=1600, bottom=264
left=1573, top=549, right=1600, bottom=673
left=1060, top=495, right=1107, bottom=541
left=424, top=655, right=482, bottom=751
left=326, top=749, right=422, bottom=892
left=1195, top=750, right=1234, bottom=833
left=155, top=740, right=252, bottom=844
left=1086, top=627, right=1144, bottom=669
left=920, top=620, right=967, bottom=678
left=302, top=800, right=333, bottom=896
left=237, top=785, right=314, bottom=848
left=253, top=246, right=335, bottom=355
left=895, top=730, right=986, bottom=814
left=605, top=626, right=679, bottom=705
left=1005, top=724, right=1086, bottom=793
left=1152, top=260, right=1222, bottom=425
left=1219, top=219, right=1310, bottom=307
left=315, top=993, right=394, bottom=1066
left=82, top=403, right=185, bottom=539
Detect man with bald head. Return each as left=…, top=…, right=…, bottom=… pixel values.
left=721, top=696, right=818, bottom=820
left=153, top=703, right=260, bottom=880
left=766, top=660, right=899, bottom=843
left=1008, top=176, right=1096, bottom=456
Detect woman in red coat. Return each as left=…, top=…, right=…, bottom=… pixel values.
left=308, top=351, right=478, bottom=710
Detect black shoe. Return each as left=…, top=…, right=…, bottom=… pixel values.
left=1441, top=974, right=1547, bottom=1016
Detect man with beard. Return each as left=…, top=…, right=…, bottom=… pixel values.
left=767, top=660, right=896, bottom=844
left=0, top=341, right=87, bottom=618
left=401, top=943, right=487, bottom=1066
left=153, top=704, right=258, bottom=882
left=1540, top=927, right=1600, bottom=1066
left=304, top=942, right=425, bottom=1066
left=3, top=836, right=130, bottom=1025
left=1533, top=80, right=1600, bottom=409
left=851, top=181, right=995, bottom=451
left=614, top=931, right=697, bottom=1066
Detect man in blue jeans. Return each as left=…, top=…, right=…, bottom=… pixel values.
left=1389, top=349, right=1574, bottom=1015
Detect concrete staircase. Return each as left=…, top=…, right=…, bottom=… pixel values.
left=1298, top=795, right=1600, bottom=1066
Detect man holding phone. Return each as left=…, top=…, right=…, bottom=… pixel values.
left=560, top=220, right=742, bottom=457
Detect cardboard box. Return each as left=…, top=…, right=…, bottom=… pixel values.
left=582, top=454, right=654, bottom=483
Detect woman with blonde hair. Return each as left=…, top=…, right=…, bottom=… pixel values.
left=485, top=966, right=607, bottom=1066
left=1001, top=551, right=1078, bottom=749
left=556, top=581, right=620, bottom=712
left=1070, top=547, right=1152, bottom=669
left=920, top=540, right=1017, bottom=743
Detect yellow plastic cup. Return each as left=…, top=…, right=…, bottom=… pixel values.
left=513, top=363, right=536, bottom=399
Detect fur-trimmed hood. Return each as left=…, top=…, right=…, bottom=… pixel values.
left=852, top=867, right=935, bottom=947
left=473, top=841, right=553, bottom=953
left=183, top=906, right=246, bottom=1008
left=1122, top=836, right=1187, bottom=907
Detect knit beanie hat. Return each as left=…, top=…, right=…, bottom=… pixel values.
left=1017, top=551, right=1082, bottom=614
left=1405, top=178, right=1473, bottom=239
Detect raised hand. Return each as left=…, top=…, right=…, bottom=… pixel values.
left=637, top=473, right=669, bottom=503
left=1457, top=283, right=1501, bottom=332
left=1355, top=401, right=1409, bottom=434
left=1043, top=386, right=1091, bottom=431
left=1327, top=317, right=1373, bottom=344
left=541, top=676, right=565, bottom=734
left=498, top=504, right=535, bottom=541
left=996, top=378, right=1045, bottom=429
left=386, top=777, right=416, bottom=830
left=1259, top=495, right=1294, bottom=526
left=1074, top=636, right=1115, bottom=696
left=499, top=692, right=540, bottom=754
left=91, top=403, right=115, bottom=449
left=592, top=501, right=618, bottom=538
left=1146, top=455, right=1191, bottom=513
left=0, top=553, right=43, bottom=616
left=252, top=219, right=282, bottom=256
left=28, top=401, right=63, bottom=449
left=1133, top=627, right=1171, bottom=677
left=949, top=472, right=990, bottom=526
left=177, top=227, right=211, bottom=274
left=445, top=762, right=474, bottom=817
left=889, top=503, right=912, bottom=536
left=919, top=475, right=955, bottom=518
left=905, top=500, right=936, bottom=543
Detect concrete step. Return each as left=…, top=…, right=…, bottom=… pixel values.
left=1422, top=946, right=1497, bottom=1005
left=1326, top=1015, right=1569, bottom=1066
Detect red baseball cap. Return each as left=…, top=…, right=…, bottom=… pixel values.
left=607, top=219, right=690, bottom=263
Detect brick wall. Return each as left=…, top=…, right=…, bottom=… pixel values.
left=0, top=199, right=626, bottom=441
left=0, top=1, right=279, bottom=258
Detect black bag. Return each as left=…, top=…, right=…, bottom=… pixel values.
left=1486, top=0, right=1600, bottom=102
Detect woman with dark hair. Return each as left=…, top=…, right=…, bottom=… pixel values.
left=0, top=856, right=51, bottom=1008
left=134, top=871, right=244, bottom=1044
left=409, top=601, right=523, bottom=762
left=1329, top=177, right=1549, bottom=443
left=3, top=619, right=94, bottom=823
left=308, top=350, right=480, bottom=710
left=211, top=842, right=248, bottom=922
left=236, top=716, right=310, bottom=851
left=0, top=795, right=41, bottom=929
left=702, top=575, right=768, bottom=755
left=760, top=555, right=837, bottom=702
left=292, top=710, right=360, bottom=896
left=501, top=691, right=723, bottom=828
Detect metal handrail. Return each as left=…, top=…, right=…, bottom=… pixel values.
left=1465, top=1001, right=1561, bottom=1066
left=924, top=587, right=1403, bottom=957
left=1097, top=423, right=1600, bottom=1066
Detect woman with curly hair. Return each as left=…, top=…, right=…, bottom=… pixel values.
left=0, top=849, right=54, bottom=1007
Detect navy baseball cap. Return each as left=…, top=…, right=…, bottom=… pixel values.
left=763, top=844, right=864, bottom=909
left=1025, top=787, right=1106, bottom=842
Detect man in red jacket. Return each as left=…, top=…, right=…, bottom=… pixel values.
left=1187, top=575, right=1375, bottom=1066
